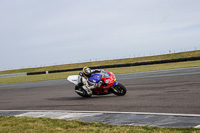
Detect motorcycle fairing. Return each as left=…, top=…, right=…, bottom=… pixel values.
left=88, top=73, right=102, bottom=83
left=112, top=81, right=119, bottom=86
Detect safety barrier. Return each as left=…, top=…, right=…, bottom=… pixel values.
left=0, top=73, right=27, bottom=78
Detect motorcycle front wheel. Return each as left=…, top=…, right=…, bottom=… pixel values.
left=111, top=83, right=127, bottom=96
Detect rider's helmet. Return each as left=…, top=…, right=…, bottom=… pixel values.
left=83, top=66, right=91, bottom=78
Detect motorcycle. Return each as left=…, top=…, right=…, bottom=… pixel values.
left=67, top=70, right=127, bottom=97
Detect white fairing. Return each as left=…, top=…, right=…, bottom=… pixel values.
left=67, top=75, right=79, bottom=85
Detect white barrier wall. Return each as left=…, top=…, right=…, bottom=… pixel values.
left=0, top=73, right=27, bottom=78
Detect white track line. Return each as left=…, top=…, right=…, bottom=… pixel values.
left=1, top=110, right=200, bottom=117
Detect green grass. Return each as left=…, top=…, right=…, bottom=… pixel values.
left=0, top=50, right=200, bottom=85
left=1, top=50, right=200, bottom=75
left=0, top=60, right=200, bottom=85
left=0, top=116, right=199, bottom=133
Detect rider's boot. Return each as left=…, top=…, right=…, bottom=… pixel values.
left=82, top=86, right=92, bottom=95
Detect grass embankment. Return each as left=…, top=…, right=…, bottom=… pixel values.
left=0, top=116, right=199, bottom=133
left=1, top=50, right=200, bottom=75
left=0, top=50, right=200, bottom=85
left=0, top=60, right=200, bottom=85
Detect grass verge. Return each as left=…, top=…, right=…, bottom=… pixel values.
left=0, top=60, right=200, bottom=85
left=0, top=116, right=199, bottom=133
left=1, top=50, right=200, bottom=75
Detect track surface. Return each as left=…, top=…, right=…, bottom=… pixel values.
left=0, top=67, right=200, bottom=114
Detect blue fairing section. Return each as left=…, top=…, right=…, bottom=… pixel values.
left=88, top=73, right=102, bottom=83
left=113, top=81, right=119, bottom=86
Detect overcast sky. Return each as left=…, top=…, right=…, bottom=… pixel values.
left=0, top=0, right=200, bottom=71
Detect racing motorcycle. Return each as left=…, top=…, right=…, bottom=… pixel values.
left=67, top=70, right=127, bottom=97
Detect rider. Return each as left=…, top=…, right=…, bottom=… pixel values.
left=79, top=67, right=103, bottom=95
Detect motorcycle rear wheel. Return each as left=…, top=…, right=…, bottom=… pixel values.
left=111, top=83, right=127, bottom=96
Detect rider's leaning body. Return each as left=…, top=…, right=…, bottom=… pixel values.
left=78, top=67, right=103, bottom=95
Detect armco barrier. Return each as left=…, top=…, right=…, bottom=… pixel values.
left=27, top=71, right=46, bottom=75
left=27, top=56, right=200, bottom=75
left=0, top=73, right=27, bottom=78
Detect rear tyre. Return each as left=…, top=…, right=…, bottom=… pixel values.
left=111, top=83, right=127, bottom=96
left=75, top=85, right=92, bottom=98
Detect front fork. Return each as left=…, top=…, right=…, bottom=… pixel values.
left=111, top=81, right=119, bottom=92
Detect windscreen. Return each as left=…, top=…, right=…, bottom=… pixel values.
left=101, top=70, right=110, bottom=78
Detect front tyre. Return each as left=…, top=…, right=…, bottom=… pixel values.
left=111, top=83, right=127, bottom=96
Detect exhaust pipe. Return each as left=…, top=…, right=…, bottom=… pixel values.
left=75, top=90, right=84, bottom=94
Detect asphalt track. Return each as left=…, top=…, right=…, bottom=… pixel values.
left=0, top=67, right=200, bottom=114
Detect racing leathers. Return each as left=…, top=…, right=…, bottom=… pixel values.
left=78, top=69, right=102, bottom=95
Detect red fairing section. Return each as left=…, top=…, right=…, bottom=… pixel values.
left=94, top=71, right=116, bottom=94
